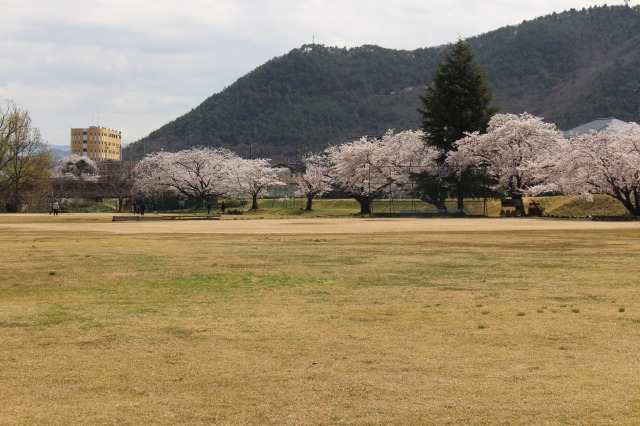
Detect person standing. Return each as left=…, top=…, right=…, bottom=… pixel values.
left=52, top=200, right=60, bottom=216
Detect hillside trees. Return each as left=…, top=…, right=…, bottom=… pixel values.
left=124, top=6, right=640, bottom=160
left=416, top=39, right=499, bottom=211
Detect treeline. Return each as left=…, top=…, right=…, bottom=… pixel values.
left=131, top=45, right=440, bottom=159
left=126, top=5, right=640, bottom=161
left=473, top=5, right=640, bottom=127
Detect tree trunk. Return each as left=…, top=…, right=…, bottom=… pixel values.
left=456, top=175, right=465, bottom=212
left=613, top=193, right=640, bottom=216
left=437, top=199, right=447, bottom=211
left=512, top=193, right=525, bottom=216
left=457, top=193, right=464, bottom=211
left=118, top=195, right=123, bottom=212
left=356, top=195, right=372, bottom=215
left=306, top=195, right=314, bottom=211
left=12, top=177, right=20, bottom=213
left=251, top=194, right=259, bottom=210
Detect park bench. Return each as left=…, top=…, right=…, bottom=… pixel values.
left=162, top=214, right=221, bottom=220
left=112, top=215, right=163, bottom=221
left=112, top=214, right=221, bottom=222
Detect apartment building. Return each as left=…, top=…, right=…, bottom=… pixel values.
left=70, top=126, right=122, bottom=162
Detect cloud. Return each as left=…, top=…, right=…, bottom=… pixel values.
left=0, top=0, right=636, bottom=147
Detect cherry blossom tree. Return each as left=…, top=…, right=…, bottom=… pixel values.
left=533, top=123, right=640, bottom=216
left=410, top=162, right=461, bottom=211
left=132, top=151, right=170, bottom=200
left=325, top=130, right=438, bottom=214
left=52, top=154, right=99, bottom=199
left=133, top=147, right=239, bottom=203
left=295, top=155, right=332, bottom=211
left=449, top=113, right=565, bottom=214
left=226, top=157, right=285, bottom=210
left=59, top=154, right=98, bottom=178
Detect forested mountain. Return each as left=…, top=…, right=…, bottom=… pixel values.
left=126, top=5, right=640, bottom=161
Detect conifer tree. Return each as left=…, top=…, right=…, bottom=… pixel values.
left=416, top=39, right=499, bottom=210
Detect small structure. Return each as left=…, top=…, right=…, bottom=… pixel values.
left=500, top=198, right=524, bottom=217
left=527, top=200, right=544, bottom=217
left=563, top=118, right=630, bottom=138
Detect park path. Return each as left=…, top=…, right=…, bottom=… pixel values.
left=1, top=215, right=639, bottom=235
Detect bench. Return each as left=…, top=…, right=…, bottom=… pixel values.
left=113, top=214, right=221, bottom=222
left=112, top=215, right=163, bottom=221
left=162, top=214, right=221, bottom=220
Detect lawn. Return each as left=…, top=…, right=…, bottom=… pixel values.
left=1, top=214, right=639, bottom=424
left=43, top=194, right=631, bottom=218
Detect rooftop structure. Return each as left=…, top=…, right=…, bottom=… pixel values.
left=563, top=118, right=630, bottom=138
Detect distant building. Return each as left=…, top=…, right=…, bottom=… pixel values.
left=563, top=118, right=630, bottom=138
left=70, top=126, right=122, bottom=162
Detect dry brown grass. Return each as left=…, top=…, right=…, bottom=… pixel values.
left=1, top=214, right=639, bottom=424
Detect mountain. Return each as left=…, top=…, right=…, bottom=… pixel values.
left=125, top=5, right=640, bottom=161
left=49, top=145, right=70, bottom=162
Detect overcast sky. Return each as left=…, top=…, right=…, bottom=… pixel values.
left=0, top=0, right=635, bottom=148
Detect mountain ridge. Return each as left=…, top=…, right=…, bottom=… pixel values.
left=125, top=5, right=640, bottom=161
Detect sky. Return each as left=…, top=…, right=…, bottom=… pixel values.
left=0, top=0, right=636, bottom=148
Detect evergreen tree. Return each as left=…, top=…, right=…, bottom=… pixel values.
left=416, top=39, right=499, bottom=210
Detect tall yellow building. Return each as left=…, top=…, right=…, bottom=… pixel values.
left=70, top=126, right=122, bottom=162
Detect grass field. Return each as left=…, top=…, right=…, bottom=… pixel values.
left=1, top=214, right=639, bottom=424
left=48, top=194, right=631, bottom=218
